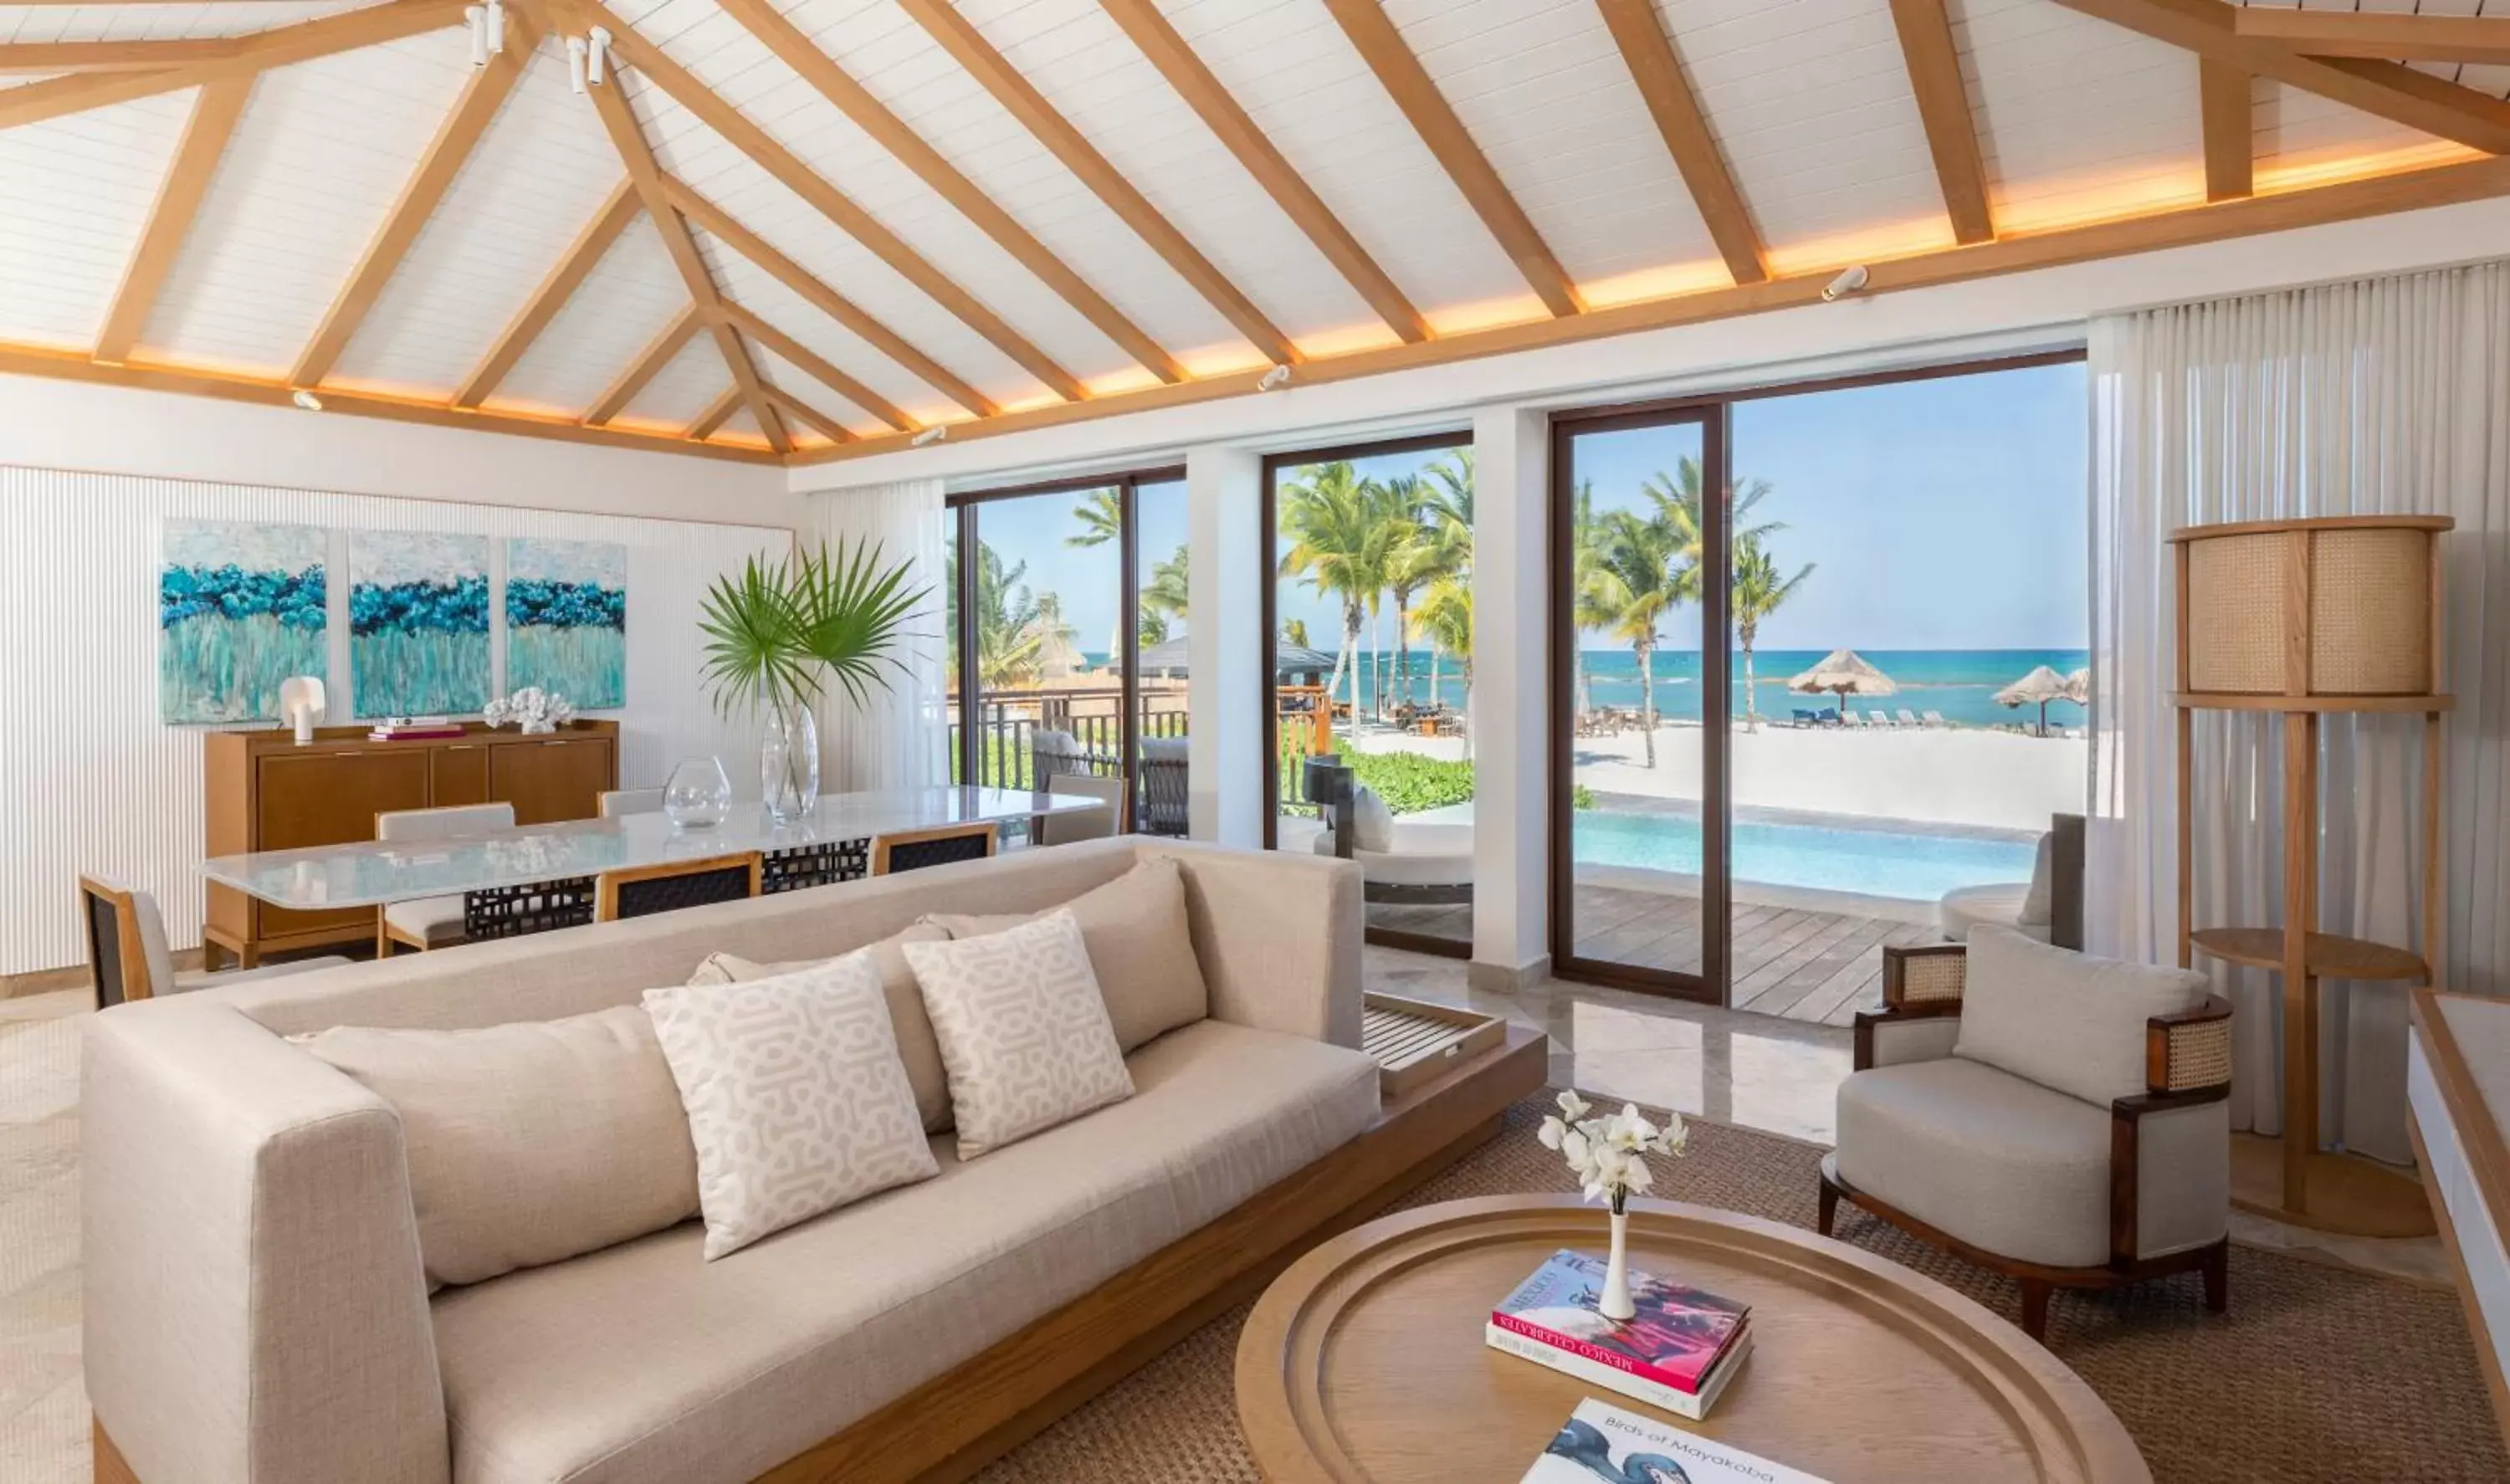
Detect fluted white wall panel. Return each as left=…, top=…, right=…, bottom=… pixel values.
left=0, top=464, right=789, bottom=974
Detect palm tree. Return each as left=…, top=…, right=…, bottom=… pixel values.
left=1587, top=507, right=1687, bottom=767
left=1378, top=474, right=1442, bottom=714
left=1414, top=450, right=1473, bottom=710
left=1278, top=461, right=1396, bottom=727
left=1410, top=577, right=1472, bottom=757
left=1139, top=543, right=1187, bottom=647
left=958, top=541, right=1040, bottom=688
left=1567, top=478, right=1612, bottom=721
left=1282, top=618, right=1310, bottom=648
left=1729, top=535, right=1814, bottom=732
left=1064, top=488, right=1122, bottom=548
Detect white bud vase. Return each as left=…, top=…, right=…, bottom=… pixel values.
left=1599, top=1207, right=1636, bottom=1322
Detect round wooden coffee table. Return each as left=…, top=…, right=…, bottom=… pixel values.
left=1236, top=1195, right=2148, bottom=1483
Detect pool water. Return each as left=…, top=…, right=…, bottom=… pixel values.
left=1572, top=809, right=2034, bottom=902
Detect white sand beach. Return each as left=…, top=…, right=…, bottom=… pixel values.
left=1356, top=721, right=2087, bottom=835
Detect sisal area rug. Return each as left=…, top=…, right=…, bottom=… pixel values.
left=982, top=1094, right=2508, bottom=1484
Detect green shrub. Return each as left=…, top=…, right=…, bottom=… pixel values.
left=1347, top=751, right=1473, bottom=814
left=1572, top=783, right=1596, bottom=811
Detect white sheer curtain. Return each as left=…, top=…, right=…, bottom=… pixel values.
left=805, top=477, right=948, bottom=793
left=2087, top=259, right=2510, bottom=1164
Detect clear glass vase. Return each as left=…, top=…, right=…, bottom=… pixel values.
left=661, top=756, right=732, bottom=828
left=761, top=700, right=820, bottom=822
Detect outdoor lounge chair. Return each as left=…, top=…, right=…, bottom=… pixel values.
left=1302, top=756, right=1472, bottom=908
left=1868, top=709, right=1895, bottom=729
left=1790, top=708, right=1816, bottom=728
left=1896, top=709, right=1921, bottom=729
left=1843, top=710, right=1867, bottom=729
left=1922, top=709, right=1948, bottom=728
left=1937, top=813, right=2084, bottom=949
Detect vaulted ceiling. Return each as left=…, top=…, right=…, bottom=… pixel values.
left=3, top=0, right=2507, bottom=466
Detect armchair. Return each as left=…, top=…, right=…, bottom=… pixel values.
left=1819, top=928, right=2232, bottom=1341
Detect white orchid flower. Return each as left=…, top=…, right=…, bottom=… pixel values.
left=1537, top=1115, right=1568, bottom=1151
left=1556, top=1089, right=1591, bottom=1122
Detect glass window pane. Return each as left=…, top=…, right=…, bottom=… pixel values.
left=1133, top=478, right=1189, bottom=835
left=962, top=488, right=1123, bottom=796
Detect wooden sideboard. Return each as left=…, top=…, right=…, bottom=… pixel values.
left=202, top=721, right=618, bottom=967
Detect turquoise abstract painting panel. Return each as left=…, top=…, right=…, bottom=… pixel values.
left=160, top=520, right=329, bottom=724
left=505, top=539, right=627, bottom=709
left=350, top=531, right=490, bottom=717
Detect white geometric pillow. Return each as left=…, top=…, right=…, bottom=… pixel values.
left=643, top=950, right=938, bottom=1260
left=902, top=909, right=1135, bottom=1158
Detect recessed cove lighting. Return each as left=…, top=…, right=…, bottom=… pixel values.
left=289, top=390, right=324, bottom=412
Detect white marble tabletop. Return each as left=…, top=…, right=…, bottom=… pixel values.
left=201, top=787, right=1110, bottom=909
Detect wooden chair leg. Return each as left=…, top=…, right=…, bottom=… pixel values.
left=1817, top=1176, right=1839, bottom=1237
left=2019, top=1278, right=2052, bottom=1341
left=2201, top=1241, right=2229, bottom=1314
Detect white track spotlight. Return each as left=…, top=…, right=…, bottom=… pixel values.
left=588, top=27, right=612, bottom=86
left=466, top=5, right=487, bottom=66
left=289, top=390, right=324, bottom=412
left=567, top=35, right=588, bottom=93
left=1257, top=364, right=1291, bottom=391
left=910, top=426, right=947, bottom=448
left=1821, top=264, right=1870, bottom=302
left=485, top=0, right=505, bottom=56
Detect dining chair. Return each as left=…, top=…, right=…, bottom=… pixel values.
left=78, top=876, right=347, bottom=1008
left=598, top=788, right=663, bottom=819
left=871, top=822, right=999, bottom=876
left=1037, top=774, right=1124, bottom=846
left=376, top=802, right=516, bottom=956
left=595, top=852, right=763, bottom=921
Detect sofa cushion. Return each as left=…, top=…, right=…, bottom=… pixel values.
left=1834, top=1057, right=2111, bottom=1268
left=2019, top=831, right=2056, bottom=927
left=903, top=911, right=1135, bottom=1158
left=298, top=1005, right=699, bottom=1290
left=923, top=856, right=1209, bottom=1053
left=1954, top=925, right=2206, bottom=1107
left=684, top=922, right=953, bottom=1133
left=429, top=1018, right=1380, bottom=1484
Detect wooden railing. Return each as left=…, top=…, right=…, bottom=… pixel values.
left=948, top=686, right=1189, bottom=790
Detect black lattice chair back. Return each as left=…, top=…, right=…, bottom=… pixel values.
left=597, top=853, right=761, bottom=922
left=80, top=878, right=139, bottom=1008
left=872, top=823, right=998, bottom=876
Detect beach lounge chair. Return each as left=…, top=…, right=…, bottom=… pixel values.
left=1897, top=709, right=1921, bottom=729
left=1868, top=709, right=1894, bottom=729
left=1818, top=707, right=1841, bottom=726
left=1922, top=709, right=1948, bottom=729
left=1843, top=710, right=1867, bottom=729
left=1790, top=708, right=1817, bottom=729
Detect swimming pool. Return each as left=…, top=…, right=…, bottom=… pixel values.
left=1570, top=809, right=2034, bottom=901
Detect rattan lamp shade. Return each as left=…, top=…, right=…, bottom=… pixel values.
left=2171, top=514, right=2451, bottom=709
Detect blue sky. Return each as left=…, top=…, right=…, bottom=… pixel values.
left=963, top=360, right=2088, bottom=656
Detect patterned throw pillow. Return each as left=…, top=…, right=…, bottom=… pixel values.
left=643, top=951, right=939, bottom=1260
left=901, top=909, right=1135, bottom=1159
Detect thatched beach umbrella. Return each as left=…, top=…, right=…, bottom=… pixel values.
left=1995, top=664, right=2072, bottom=735
left=1787, top=649, right=1898, bottom=710
left=2063, top=667, right=2091, bottom=705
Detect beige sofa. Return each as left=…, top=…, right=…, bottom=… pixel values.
left=85, top=837, right=1477, bottom=1484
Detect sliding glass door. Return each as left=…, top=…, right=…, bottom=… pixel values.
left=945, top=468, right=1185, bottom=835
left=1549, top=354, right=2088, bottom=1016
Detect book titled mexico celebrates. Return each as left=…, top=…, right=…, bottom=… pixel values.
left=1521, top=1398, right=1829, bottom=1484
left=1488, top=1249, right=1753, bottom=1415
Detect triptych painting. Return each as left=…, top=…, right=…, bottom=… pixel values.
left=156, top=521, right=628, bottom=724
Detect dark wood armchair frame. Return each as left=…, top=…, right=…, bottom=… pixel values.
left=1823, top=942, right=2233, bottom=1340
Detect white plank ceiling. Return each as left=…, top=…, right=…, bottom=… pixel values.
left=0, top=0, right=2496, bottom=449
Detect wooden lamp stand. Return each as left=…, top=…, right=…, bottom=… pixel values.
left=2171, top=514, right=2450, bottom=1239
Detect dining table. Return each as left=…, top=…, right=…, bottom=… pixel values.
left=199, top=786, right=1115, bottom=917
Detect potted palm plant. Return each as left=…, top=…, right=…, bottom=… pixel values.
left=698, top=538, right=926, bottom=821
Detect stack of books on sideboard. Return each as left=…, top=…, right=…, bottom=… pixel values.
left=369, top=715, right=465, bottom=741
left=1486, top=1250, right=1753, bottom=1420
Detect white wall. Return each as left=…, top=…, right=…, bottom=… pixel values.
left=0, top=464, right=791, bottom=974
left=0, top=372, right=800, bottom=527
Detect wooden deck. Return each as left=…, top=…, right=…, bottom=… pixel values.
left=1367, top=883, right=1944, bottom=1028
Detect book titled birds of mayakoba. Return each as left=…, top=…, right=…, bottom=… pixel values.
left=1522, top=1400, right=1828, bottom=1484
left=1491, top=1250, right=1751, bottom=1394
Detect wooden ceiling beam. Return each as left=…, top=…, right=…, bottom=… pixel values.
left=1319, top=0, right=1583, bottom=317
left=685, top=385, right=745, bottom=442
left=763, top=384, right=856, bottom=446
left=94, top=74, right=251, bottom=366
left=0, top=0, right=467, bottom=131
left=1594, top=0, right=1765, bottom=284
left=719, top=0, right=1201, bottom=381
left=581, top=54, right=789, bottom=454
left=2046, top=0, right=2510, bottom=155
left=0, top=38, right=242, bottom=74
left=789, top=150, right=2510, bottom=467
left=1096, top=0, right=1426, bottom=344
left=2200, top=59, right=2252, bottom=203
left=585, top=304, right=701, bottom=427
left=663, top=175, right=996, bottom=419
left=2232, top=8, right=2510, bottom=66
left=0, top=338, right=776, bottom=463
left=1887, top=0, right=1994, bottom=244
left=292, top=7, right=540, bottom=388
left=890, top=0, right=1288, bottom=371
left=720, top=300, right=914, bottom=433
left=455, top=179, right=640, bottom=409
left=576, top=0, right=1086, bottom=403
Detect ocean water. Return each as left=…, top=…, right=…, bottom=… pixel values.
left=1572, top=808, right=2036, bottom=901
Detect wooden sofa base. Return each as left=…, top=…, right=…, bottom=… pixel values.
left=96, top=1026, right=1549, bottom=1484
left=1818, top=1166, right=2227, bottom=1342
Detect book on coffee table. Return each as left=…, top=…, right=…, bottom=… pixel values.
left=1520, top=1398, right=1830, bottom=1484
left=1487, top=1249, right=1752, bottom=1418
